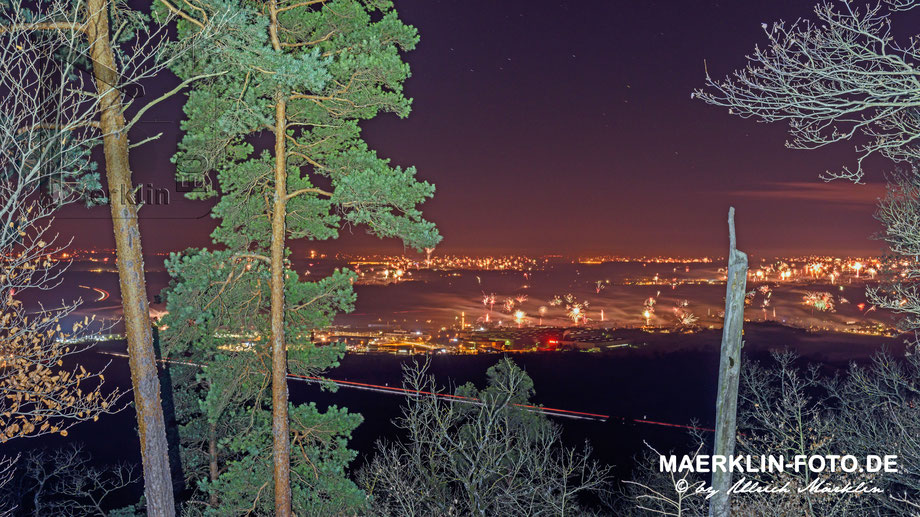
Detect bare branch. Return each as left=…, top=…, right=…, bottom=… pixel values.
left=694, top=1, right=920, bottom=182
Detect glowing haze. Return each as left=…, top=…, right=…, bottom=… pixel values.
left=52, top=0, right=892, bottom=257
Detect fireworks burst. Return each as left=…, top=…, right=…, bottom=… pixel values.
left=514, top=310, right=526, bottom=327
left=552, top=293, right=588, bottom=324
left=807, top=263, right=825, bottom=277
left=550, top=293, right=577, bottom=307
left=482, top=293, right=496, bottom=313
left=744, top=284, right=772, bottom=312
left=641, top=296, right=657, bottom=325
left=671, top=299, right=698, bottom=328
left=803, top=291, right=835, bottom=312
left=673, top=308, right=699, bottom=327
left=567, top=303, right=588, bottom=324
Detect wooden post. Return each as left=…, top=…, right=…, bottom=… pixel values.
left=709, top=207, right=748, bottom=517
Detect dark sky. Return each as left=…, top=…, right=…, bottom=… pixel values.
left=56, top=0, right=897, bottom=257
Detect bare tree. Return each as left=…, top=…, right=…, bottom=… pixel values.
left=0, top=11, right=126, bottom=516
left=359, top=358, right=610, bottom=516
left=10, top=444, right=139, bottom=517
left=0, top=455, right=18, bottom=517
left=0, top=1, right=126, bottom=444
left=693, top=0, right=920, bottom=183
left=734, top=352, right=859, bottom=517
left=692, top=0, right=920, bottom=361
left=828, top=351, right=920, bottom=514
left=622, top=352, right=920, bottom=516
left=692, top=12, right=920, bottom=512
left=870, top=168, right=920, bottom=349
left=0, top=2, right=228, bottom=513
left=732, top=351, right=920, bottom=516
left=619, top=441, right=708, bottom=517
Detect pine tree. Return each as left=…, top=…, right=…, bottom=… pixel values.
left=162, top=249, right=364, bottom=515
left=160, top=1, right=439, bottom=513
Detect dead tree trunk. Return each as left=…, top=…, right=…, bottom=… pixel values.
left=709, top=207, right=747, bottom=517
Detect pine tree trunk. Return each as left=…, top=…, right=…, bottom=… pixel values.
left=266, top=2, right=293, bottom=512
left=209, top=421, right=219, bottom=507
left=709, top=207, right=747, bottom=517
left=269, top=93, right=292, bottom=516
left=85, top=1, right=175, bottom=515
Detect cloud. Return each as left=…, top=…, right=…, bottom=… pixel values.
left=730, top=181, right=886, bottom=206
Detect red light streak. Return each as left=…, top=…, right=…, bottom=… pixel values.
left=98, top=351, right=716, bottom=430
left=99, top=351, right=609, bottom=421
left=632, top=419, right=715, bottom=433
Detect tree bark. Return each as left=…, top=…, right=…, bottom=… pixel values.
left=208, top=420, right=219, bottom=507
left=267, top=2, right=292, bottom=513
left=84, top=1, right=175, bottom=515
left=269, top=92, right=292, bottom=516
left=709, top=207, right=748, bottom=517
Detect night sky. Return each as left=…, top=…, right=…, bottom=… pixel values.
left=54, top=0, right=897, bottom=257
